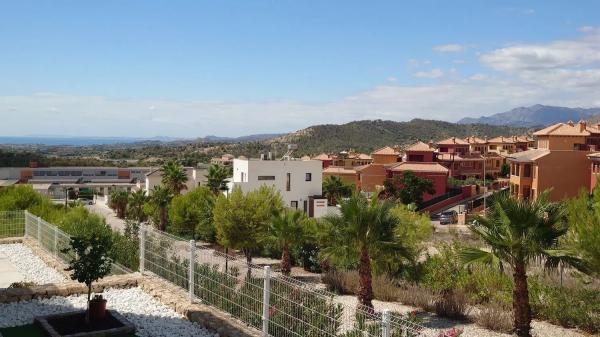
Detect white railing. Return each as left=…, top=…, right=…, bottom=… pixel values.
left=140, top=225, right=449, bottom=337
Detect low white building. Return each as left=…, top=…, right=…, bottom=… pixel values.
left=144, top=166, right=208, bottom=194
left=229, top=158, right=328, bottom=217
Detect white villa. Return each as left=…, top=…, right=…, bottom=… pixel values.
left=229, top=158, right=328, bottom=217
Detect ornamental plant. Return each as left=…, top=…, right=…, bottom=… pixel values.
left=62, top=234, right=113, bottom=323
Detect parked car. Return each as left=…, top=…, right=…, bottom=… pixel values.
left=78, top=198, right=94, bottom=205
left=439, top=210, right=458, bottom=225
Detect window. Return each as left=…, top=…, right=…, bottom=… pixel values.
left=286, top=173, right=291, bottom=191
left=305, top=173, right=312, bottom=181
left=303, top=200, right=308, bottom=212
left=291, top=201, right=298, bottom=209
left=258, top=176, right=275, bottom=180
left=241, top=172, right=246, bottom=182
left=524, top=164, right=531, bottom=178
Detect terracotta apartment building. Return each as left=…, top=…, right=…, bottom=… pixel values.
left=508, top=121, right=599, bottom=201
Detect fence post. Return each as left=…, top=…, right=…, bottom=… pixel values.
left=189, top=240, right=195, bottom=302
left=262, top=266, right=271, bottom=337
left=23, top=211, right=28, bottom=238
left=382, top=309, right=390, bottom=337
left=36, top=216, right=42, bottom=242
left=139, top=225, right=146, bottom=274
left=53, top=226, right=58, bottom=257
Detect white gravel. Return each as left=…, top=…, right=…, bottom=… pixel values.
left=0, top=287, right=218, bottom=337
left=0, top=244, right=66, bottom=285
left=333, top=295, right=586, bottom=337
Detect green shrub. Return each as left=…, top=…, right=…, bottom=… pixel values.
left=528, top=276, right=600, bottom=333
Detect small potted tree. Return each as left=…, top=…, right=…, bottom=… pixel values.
left=62, top=234, right=113, bottom=323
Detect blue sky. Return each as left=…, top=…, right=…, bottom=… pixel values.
left=1, top=1, right=600, bottom=137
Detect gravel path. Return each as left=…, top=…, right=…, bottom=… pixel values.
left=0, top=244, right=66, bottom=285
left=0, top=287, right=218, bottom=337
left=334, top=295, right=586, bottom=337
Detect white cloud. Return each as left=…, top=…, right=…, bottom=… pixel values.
left=1, top=27, right=600, bottom=137
left=433, top=44, right=464, bottom=53
left=481, top=27, right=600, bottom=71
left=414, top=68, right=444, bottom=79
left=480, top=27, right=600, bottom=90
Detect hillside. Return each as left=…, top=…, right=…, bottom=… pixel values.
left=267, top=119, right=530, bottom=155
left=458, top=104, right=600, bottom=127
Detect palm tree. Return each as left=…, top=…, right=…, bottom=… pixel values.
left=322, top=176, right=353, bottom=206
left=320, top=194, right=409, bottom=310
left=266, top=209, right=307, bottom=275
left=460, top=192, right=588, bottom=337
left=206, top=164, right=230, bottom=195
left=150, top=186, right=173, bottom=231
left=161, top=161, right=188, bottom=194
left=108, top=190, right=128, bottom=219
left=127, top=189, right=148, bottom=222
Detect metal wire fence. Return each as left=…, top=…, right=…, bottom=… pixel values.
left=140, top=225, right=449, bottom=337
left=3, top=210, right=131, bottom=275
left=0, top=210, right=25, bottom=238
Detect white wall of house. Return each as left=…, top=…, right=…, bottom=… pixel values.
left=230, top=159, right=323, bottom=214
left=145, top=167, right=208, bottom=194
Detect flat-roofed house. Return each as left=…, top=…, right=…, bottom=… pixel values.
left=508, top=121, right=596, bottom=201
left=145, top=166, right=208, bottom=194
left=230, top=158, right=327, bottom=217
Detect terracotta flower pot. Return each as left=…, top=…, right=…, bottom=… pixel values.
left=89, top=298, right=107, bottom=321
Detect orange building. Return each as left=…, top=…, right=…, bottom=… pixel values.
left=508, top=121, right=598, bottom=201
left=385, top=162, right=449, bottom=201
left=371, top=146, right=400, bottom=164
left=322, top=164, right=386, bottom=193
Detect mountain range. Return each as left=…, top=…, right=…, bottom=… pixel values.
left=458, top=105, right=600, bottom=127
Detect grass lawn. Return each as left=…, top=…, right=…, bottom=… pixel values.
left=0, top=324, right=137, bottom=337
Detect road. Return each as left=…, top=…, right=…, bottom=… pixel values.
left=85, top=202, right=127, bottom=233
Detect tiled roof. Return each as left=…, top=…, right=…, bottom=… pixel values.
left=371, top=146, right=399, bottom=155
left=533, top=122, right=591, bottom=136
left=388, top=162, right=449, bottom=173
left=300, top=155, right=311, bottom=161
left=354, top=153, right=373, bottom=160
left=323, top=167, right=357, bottom=174
left=514, top=136, right=535, bottom=143
left=507, top=149, right=551, bottom=162
left=465, top=136, right=487, bottom=144
left=437, top=137, right=469, bottom=145
left=313, top=153, right=334, bottom=160
left=406, top=141, right=434, bottom=152
left=355, top=163, right=385, bottom=172
left=487, top=136, right=515, bottom=144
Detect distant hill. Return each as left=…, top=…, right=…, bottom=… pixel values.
left=267, top=119, right=530, bottom=155
left=198, top=133, right=283, bottom=143
left=458, top=104, right=600, bottom=127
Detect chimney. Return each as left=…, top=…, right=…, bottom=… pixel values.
left=567, top=120, right=574, bottom=126
left=579, top=120, right=587, bottom=132
left=452, top=137, right=456, bottom=143
left=428, top=139, right=434, bottom=148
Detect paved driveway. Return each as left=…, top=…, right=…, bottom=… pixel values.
left=85, top=202, right=126, bottom=233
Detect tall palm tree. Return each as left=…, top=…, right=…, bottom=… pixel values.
left=108, top=190, right=129, bottom=219
left=161, top=161, right=188, bottom=194
left=127, top=189, right=148, bottom=222
left=266, top=209, right=307, bottom=275
left=322, top=175, right=353, bottom=206
left=206, top=164, right=230, bottom=195
left=460, top=192, right=588, bottom=337
left=320, top=194, right=409, bottom=310
left=150, top=186, right=173, bottom=231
